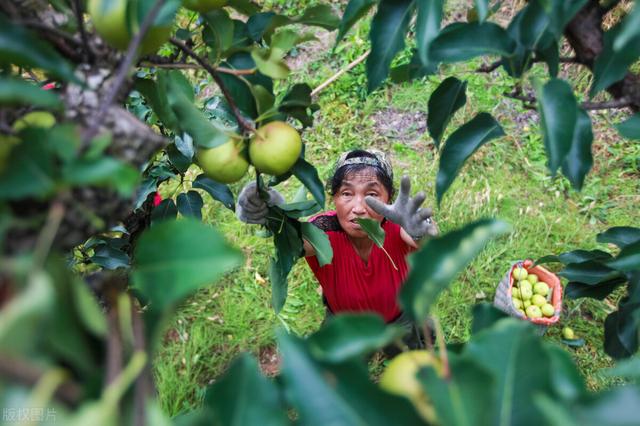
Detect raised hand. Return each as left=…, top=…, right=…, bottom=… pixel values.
left=236, top=182, right=285, bottom=225
left=365, top=176, right=438, bottom=240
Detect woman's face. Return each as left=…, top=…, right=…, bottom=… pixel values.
left=333, top=168, right=390, bottom=240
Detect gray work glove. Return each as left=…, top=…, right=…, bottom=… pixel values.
left=236, top=182, right=285, bottom=225
left=365, top=175, right=439, bottom=240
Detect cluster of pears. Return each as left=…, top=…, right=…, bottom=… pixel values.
left=196, top=121, right=302, bottom=183
left=511, top=266, right=555, bottom=319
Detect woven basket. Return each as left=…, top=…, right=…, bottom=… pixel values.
left=494, top=259, right=562, bottom=332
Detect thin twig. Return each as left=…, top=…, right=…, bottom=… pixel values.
left=72, top=0, right=94, bottom=63
left=0, top=354, right=81, bottom=406
left=132, top=297, right=152, bottom=426
left=138, top=61, right=256, bottom=76
left=504, top=89, right=538, bottom=110
left=84, top=0, right=166, bottom=145
left=477, top=56, right=583, bottom=73
left=582, top=97, right=632, bottom=110
left=32, top=201, right=65, bottom=270
left=106, top=300, right=124, bottom=386
left=433, top=317, right=450, bottom=380
left=20, top=20, right=80, bottom=46
left=170, top=37, right=256, bottom=133
left=311, top=50, right=370, bottom=97
left=476, top=60, right=501, bottom=73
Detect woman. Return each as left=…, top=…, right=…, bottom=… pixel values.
left=236, top=149, right=438, bottom=349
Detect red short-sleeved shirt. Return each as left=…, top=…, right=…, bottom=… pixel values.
left=304, top=211, right=414, bottom=322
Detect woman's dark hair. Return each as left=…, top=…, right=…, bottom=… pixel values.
left=328, top=149, right=394, bottom=198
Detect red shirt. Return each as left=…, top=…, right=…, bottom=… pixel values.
left=305, top=211, right=414, bottom=322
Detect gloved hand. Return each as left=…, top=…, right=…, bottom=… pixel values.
left=236, top=182, right=285, bottom=225
left=365, top=175, right=438, bottom=240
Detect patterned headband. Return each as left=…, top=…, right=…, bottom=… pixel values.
left=334, top=149, right=393, bottom=180
left=326, top=149, right=394, bottom=193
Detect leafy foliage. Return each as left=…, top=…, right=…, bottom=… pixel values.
left=2, top=0, right=640, bottom=423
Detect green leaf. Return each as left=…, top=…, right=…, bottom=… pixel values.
left=192, top=174, right=235, bottom=211
left=464, top=319, right=555, bottom=425
left=400, top=219, right=511, bottom=322
left=63, top=156, right=140, bottom=196
left=565, top=277, right=627, bottom=300
left=0, top=129, right=56, bottom=200
left=175, top=133, right=194, bottom=160
left=300, top=222, right=333, bottom=267
left=471, top=302, right=510, bottom=335
left=615, top=113, right=640, bottom=139
left=135, top=77, right=179, bottom=133
left=297, top=4, right=340, bottom=30
left=538, top=78, right=578, bottom=175
left=602, top=355, right=640, bottom=381
left=166, top=143, right=191, bottom=173
left=590, top=23, right=640, bottom=97
left=474, top=0, right=490, bottom=22
left=132, top=219, right=243, bottom=310
left=536, top=249, right=613, bottom=266
left=597, top=226, right=640, bottom=249
left=0, top=77, right=62, bottom=109
left=561, top=337, right=586, bottom=347
left=151, top=199, right=178, bottom=224
left=279, top=83, right=317, bottom=127
left=436, top=112, right=504, bottom=204
left=544, top=342, right=586, bottom=401
left=390, top=49, right=435, bottom=83
left=356, top=218, right=386, bottom=247
left=279, top=201, right=322, bottom=218
left=91, top=245, right=130, bottom=270
left=177, top=190, right=204, bottom=219
left=537, top=39, right=560, bottom=77
left=416, top=0, right=444, bottom=66
left=366, top=0, right=415, bottom=91
left=613, top=0, right=640, bottom=51
left=606, top=240, right=640, bottom=272
left=247, top=5, right=338, bottom=42
left=277, top=331, right=425, bottom=426
left=572, top=386, right=640, bottom=424
left=217, top=53, right=265, bottom=119
left=0, top=270, right=54, bottom=354
left=292, top=157, right=325, bottom=208
left=499, top=2, right=549, bottom=78
left=307, top=314, right=405, bottom=363
left=418, top=353, right=496, bottom=426
left=269, top=256, right=289, bottom=314
left=559, top=261, right=623, bottom=285
left=227, top=0, right=260, bottom=15
left=0, top=14, right=78, bottom=82
left=561, top=108, right=593, bottom=191
left=48, top=124, right=82, bottom=163
left=544, top=0, right=588, bottom=40
left=203, top=354, right=288, bottom=425
left=266, top=207, right=304, bottom=313
left=251, top=29, right=308, bottom=79
left=251, top=84, right=275, bottom=116
left=71, top=276, right=108, bottom=337
left=335, top=0, right=377, bottom=46
left=202, top=9, right=235, bottom=59
left=429, top=22, right=516, bottom=63
left=604, top=306, right=640, bottom=359
left=165, top=71, right=231, bottom=148
left=427, top=76, right=467, bottom=147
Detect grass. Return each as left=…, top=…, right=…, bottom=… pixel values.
left=153, top=2, right=640, bottom=416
